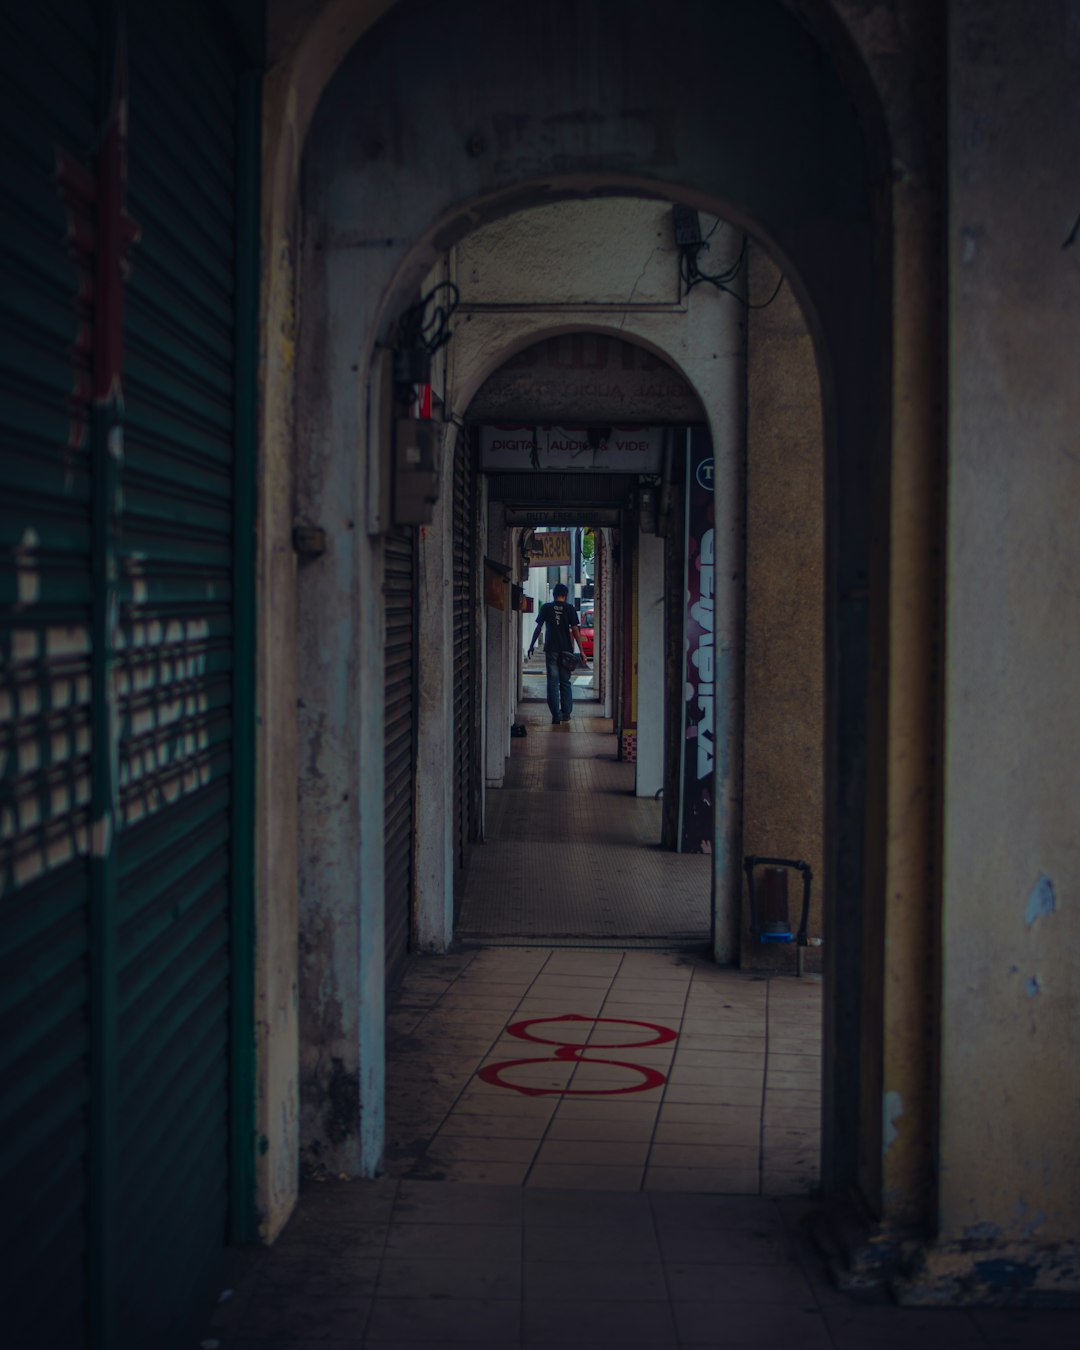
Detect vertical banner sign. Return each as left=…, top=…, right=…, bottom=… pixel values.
left=680, top=427, right=715, bottom=852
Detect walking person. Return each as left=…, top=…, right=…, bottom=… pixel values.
left=527, top=582, right=589, bottom=724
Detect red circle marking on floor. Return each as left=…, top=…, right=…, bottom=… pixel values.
left=506, top=1013, right=679, bottom=1049
left=476, top=1056, right=668, bottom=1096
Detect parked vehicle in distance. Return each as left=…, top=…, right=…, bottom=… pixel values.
left=579, top=608, right=594, bottom=658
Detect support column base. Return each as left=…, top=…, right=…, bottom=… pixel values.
left=813, top=1193, right=1080, bottom=1306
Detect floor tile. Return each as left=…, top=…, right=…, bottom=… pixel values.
left=668, top=1060, right=764, bottom=1084
left=644, top=1167, right=759, bottom=1195
left=523, top=1259, right=668, bottom=1301
left=763, top=1069, right=822, bottom=1090
left=254, top=1256, right=382, bottom=1297
left=526, top=1163, right=645, bottom=1190
left=534, top=1138, right=650, bottom=1167
left=653, top=1120, right=760, bottom=1148
left=663, top=1260, right=814, bottom=1303
left=422, top=1135, right=538, bottom=1164
left=436, top=1113, right=551, bottom=1140
left=523, top=1187, right=654, bottom=1228
left=364, top=1296, right=520, bottom=1344
left=411, top=1160, right=533, bottom=1185
left=655, top=1223, right=793, bottom=1265
left=658, top=1102, right=760, bottom=1128
left=392, top=1182, right=523, bottom=1225
left=763, top=1089, right=821, bottom=1111
left=453, top=1090, right=559, bottom=1117
left=768, top=1037, right=824, bottom=1056
left=235, top=1292, right=372, bottom=1340
left=973, top=1308, right=1080, bottom=1348
left=823, top=1305, right=987, bottom=1349
left=673, top=1299, right=832, bottom=1348
left=544, top=1114, right=656, bottom=1143
left=678, top=1033, right=767, bottom=1053
left=648, top=1142, right=759, bottom=1169
left=522, top=1297, right=678, bottom=1348
left=524, top=1224, right=661, bottom=1264
left=384, top=1223, right=520, bottom=1261
left=662, top=1083, right=764, bottom=1107
left=375, top=1257, right=521, bottom=1300
left=767, top=1052, right=821, bottom=1072
left=673, top=1049, right=766, bottom=1069
left=553, top=1098, right=660, bottom=1123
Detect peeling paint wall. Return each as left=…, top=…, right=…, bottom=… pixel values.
left=935, top=0, right=1080, bottom=1284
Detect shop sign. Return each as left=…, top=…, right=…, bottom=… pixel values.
left=527, top=531, right=572, bottom=565
left=479, top=424, right=664, bottom=473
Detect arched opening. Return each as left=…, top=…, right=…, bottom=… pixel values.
left=263, top=0, right=893, bottom=1234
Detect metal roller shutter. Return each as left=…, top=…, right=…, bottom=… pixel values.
left=451, top=431, right=477, bottom=901
left=113, top=1, right=238, bottom=1339
left=1, top=3, right=256, bottom=1344
left=0, top=3, right=99, bottom=1345
left=383, top=524, right=415, bottom=994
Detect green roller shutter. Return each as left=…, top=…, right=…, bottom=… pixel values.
left=114, top=1, right=238, bottom=1339
left=0, top=3, right=100, bottom=1346
left=1, top=2, right=258, bottom=1345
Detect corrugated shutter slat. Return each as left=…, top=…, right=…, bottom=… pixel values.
left=383, top=525, right=415, bottom=993
left=112, top=1, right=237, bottom=1339
left=452, top=433, right=477, bottom=898
left=0, top=4, right=97, bottom=1343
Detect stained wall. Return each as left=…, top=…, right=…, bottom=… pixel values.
left=927, top=0, right=1080, bottom=1293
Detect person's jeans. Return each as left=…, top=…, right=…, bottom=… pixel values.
left=545, top=652, right=573, bottom=721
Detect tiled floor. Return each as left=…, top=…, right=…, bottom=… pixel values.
left=205, top=706, right=1080, bottom=1346
left=385, top=947, right=820, bottom=1196
left=458, top=710, right=711, bottom=944
left=208, top=1180, right=1080, bottom=1348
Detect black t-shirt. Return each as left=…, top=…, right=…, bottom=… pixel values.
left=534, top=601, right=579, bottom=654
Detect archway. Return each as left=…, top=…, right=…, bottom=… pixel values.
left=268, top=0, right=892, bottom=1229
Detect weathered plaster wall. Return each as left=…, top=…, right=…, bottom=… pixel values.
left=257, top=0, right=401, bottom=1242
left=926, top=0, right=1080, bottom=1296
left=741, top=244, right=825, bottom=972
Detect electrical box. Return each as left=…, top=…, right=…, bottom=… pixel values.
left=672, top=204, right=703, bottom=249
left=393, top=418, right=440, bottom=525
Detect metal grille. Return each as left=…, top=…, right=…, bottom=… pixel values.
left=383, top=525, right=415, bottom=995
left=452, top=432, right=477, bottom=897
left=0, top=2, right=99, bottom=1343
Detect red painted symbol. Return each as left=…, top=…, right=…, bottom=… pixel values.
left=476, top=1014, right=677, bottom=1096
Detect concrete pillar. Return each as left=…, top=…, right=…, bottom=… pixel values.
left=635, top=530, right=665, bottom=798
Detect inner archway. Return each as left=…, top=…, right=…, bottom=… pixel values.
left=279, top=0, right=891, bottom=1215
